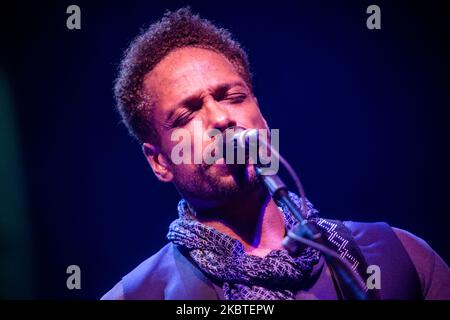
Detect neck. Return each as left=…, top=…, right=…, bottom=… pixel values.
left=191, top=187, right=286, bottom=257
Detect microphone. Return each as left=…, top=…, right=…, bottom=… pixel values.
left=223, top=126, right=259, bottom=150
left=222, top=126, right=272, bottom=168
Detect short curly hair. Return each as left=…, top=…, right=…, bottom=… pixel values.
left=114, top=7, right=253, bottom=144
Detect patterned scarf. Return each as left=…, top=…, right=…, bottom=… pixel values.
left=167, top=193, right=322, bottom=300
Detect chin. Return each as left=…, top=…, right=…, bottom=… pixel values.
left=209, top=165, right=260, bottom=194
left=174, top=164, right=261, bottom=204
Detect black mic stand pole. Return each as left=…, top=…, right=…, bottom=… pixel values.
left=255, top=166, right=369, bottom=300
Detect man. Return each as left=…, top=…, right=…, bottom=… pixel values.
left=102, top=8, right=450, bottom=300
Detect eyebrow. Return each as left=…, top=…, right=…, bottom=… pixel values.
left=165, top=80, right=248, bottom=123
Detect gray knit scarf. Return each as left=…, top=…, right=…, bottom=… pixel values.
left=167, top=193, right=323, bottom=300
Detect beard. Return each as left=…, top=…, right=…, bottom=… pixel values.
left=170, top=160, right=262, bottom=209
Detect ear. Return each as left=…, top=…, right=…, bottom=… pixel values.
left=142, top=143, right=174, bottom=182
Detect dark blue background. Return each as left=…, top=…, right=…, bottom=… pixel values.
left=2, top=0, right=449, bottom=299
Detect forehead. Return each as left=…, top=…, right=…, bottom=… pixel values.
left=143, top=47, right=244, bottom=105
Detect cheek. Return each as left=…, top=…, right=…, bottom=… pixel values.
left=160, top=129, right=209, bottom=166
left=171, top=162, right=196, bottom=175
left=235, top=104, right=268, bottom=129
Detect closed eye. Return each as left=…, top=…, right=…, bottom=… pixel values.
left=223, top=93, right=247, bottom=103
left=169, top=98, right=203, bottom=128
left=171, top=109, right=195, bottom=128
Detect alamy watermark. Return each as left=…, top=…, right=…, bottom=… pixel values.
left=66, top=5, right=81, bottom=30
left=169, top=121, right=280, bottom=175
left=66, top=264, right=81, bottom=290
left=366, top=5, right=381, bottom=30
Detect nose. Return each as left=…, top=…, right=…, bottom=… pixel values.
left=204, top=96, right=236, bottom=132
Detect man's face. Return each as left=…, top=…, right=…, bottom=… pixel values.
left=143, top=47, right=268, bottom=207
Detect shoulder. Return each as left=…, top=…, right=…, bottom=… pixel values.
left=341, top=220, right=424, bottom=252
left=338, top=220, right=421, bottom=298
left=391, top=227, right=433, bottom=259
left=341, top=220, right=392, bottom=241
left=391, top=227, right=450, bottom=299
left=124, top=242, right=181, bottom=281
left=342, top=220, right=450, bottom=299
left=101, top=280, right=125, bottom=300
left=102, top=243, right=221, bottom=300
left=341, top=220, right=434, bottom=268
left=344, top=220, right=448, bottom=274
left=101, top=243, right=180, bottom=300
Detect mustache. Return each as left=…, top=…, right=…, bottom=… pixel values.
left=202, top=127, right=248, bottom=169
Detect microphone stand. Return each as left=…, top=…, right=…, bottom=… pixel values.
left=255, top=165, right=370, bottom=300
left=230, top=127, right=369, bottom=299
